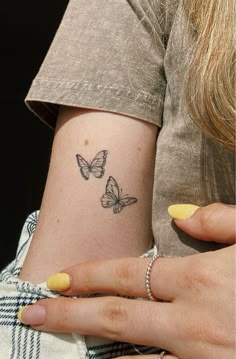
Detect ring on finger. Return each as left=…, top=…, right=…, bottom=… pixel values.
left=145, top=254, right=160, bottom=301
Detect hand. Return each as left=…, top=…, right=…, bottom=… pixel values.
left=18, top=203, right=236, bottom=359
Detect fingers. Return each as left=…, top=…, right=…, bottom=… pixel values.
left=169, top=203, right=236, bottom=244
left=47, top=256, right=186, bottom=301
left=19, top=296, right=177, bottom=350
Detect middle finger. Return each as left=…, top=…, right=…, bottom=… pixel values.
left=19, top=296, right=177, bottom=351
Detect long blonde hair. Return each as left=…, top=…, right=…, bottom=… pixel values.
left=183, top=0, right=235, bottom=151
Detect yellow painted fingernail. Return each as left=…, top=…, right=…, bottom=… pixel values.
left=17, top=307, right=25, bottom=321
left=46, top=272, right=71, bottom=291
left=168, top=204, right=200, bottom=220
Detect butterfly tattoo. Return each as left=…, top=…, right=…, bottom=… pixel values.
left=76, top=150, right=108, bottom=180
left=101, top=176, right=137, bottom=214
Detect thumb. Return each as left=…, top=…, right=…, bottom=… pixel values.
left=168, top=203, right=236, bottom=244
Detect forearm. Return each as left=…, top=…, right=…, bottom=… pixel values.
left=19, top=106, right=158, bottom=283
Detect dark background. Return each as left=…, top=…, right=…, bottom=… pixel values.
left=1, top=1, right=69, bottom=269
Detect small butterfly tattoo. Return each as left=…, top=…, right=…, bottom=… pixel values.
left=76, top=150, right=108, bottom=180
left=101, top=176, right=137, bottom=214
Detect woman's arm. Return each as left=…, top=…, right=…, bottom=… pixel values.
left=19, top=106, right=158, bottom=283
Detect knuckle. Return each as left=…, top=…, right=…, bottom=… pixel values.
left=211, top=326, right=236, bottom=348
left=115, top=261, right=138, bottom=292
left=79, top=263, right=97, bottom=292
left=182, top=318, right=202, bottom=342
left=100, top=298, right=128, bottom=340
left=182, top=317, right=209, bottom=343
left=183, top=257, right=218, bottom=291
left=198, top=203, right=225, bottom=235
left=185, top=316, right=234, bottom=348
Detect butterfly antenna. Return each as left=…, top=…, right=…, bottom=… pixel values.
left=121, top=188, right=129, bottom=197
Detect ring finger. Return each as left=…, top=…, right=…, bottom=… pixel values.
left=47, top=256, right=186, bottom=301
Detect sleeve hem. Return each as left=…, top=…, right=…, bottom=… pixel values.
left=25, top=78, right=164, bottom=129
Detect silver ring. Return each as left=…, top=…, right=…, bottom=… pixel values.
left=145, top=254, right=159, bottom=301
left=158, top=350, right=167, bottom=358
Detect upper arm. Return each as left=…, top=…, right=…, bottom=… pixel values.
left=20, top=106, right=159, bottom=282
left=44, top=105, right=158, bottom=256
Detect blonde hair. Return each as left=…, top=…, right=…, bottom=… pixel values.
left=183, top=0, right=235, bottom=151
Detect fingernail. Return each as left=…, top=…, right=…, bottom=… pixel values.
left=46, top=272, right=71, bottom=291
left=17, top=307, right=24, bottom=321
left=17, top=305, right=46, bottom=325
left=168, top=204, right=200, bottom=220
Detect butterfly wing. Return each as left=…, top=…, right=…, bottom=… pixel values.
left=101, top=176, right=119, bottom=209
left=76, top=154, right=90, bottom=180
left=105, top=176, right=120, bottom=197
left=90, top=150, right=108, bottom=178
left=101, top=192, right=117, bottom=208
left=114, top=197, right=137, bottom=214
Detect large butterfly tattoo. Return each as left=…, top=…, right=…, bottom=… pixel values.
left=101, top=176, right=137, bottom=214
left=76, top=150, right=108, bottom=180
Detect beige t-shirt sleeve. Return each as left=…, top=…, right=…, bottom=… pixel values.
left=25, top=0, right=172, bottom=129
